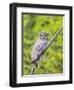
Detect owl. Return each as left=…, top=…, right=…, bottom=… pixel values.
left=30, top=31, right=49, bottom=74
left=31, top=31, right=49, bottom=64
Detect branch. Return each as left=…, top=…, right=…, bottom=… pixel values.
left=46, top=26, right=63, bottom=50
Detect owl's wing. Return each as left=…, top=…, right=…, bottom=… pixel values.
left=36, top=43, right=46, bottom=54
left=33, top=42, right=46, bottom=54
left=32, top=41, right=47, bottom=63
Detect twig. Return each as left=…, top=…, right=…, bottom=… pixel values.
left=30, top=63, right=35, bottom=75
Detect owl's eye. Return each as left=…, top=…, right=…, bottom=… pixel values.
left=40, top=34, right=43, bottom=37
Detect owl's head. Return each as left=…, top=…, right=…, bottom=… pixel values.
left=39, top=31, right=49, bottom=40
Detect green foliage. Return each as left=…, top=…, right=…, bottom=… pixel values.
left=22, top=14, right=63, bottom=75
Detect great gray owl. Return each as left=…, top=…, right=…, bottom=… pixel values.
left=30, top=31, right=49, bottom=74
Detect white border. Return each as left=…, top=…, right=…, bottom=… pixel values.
left=17, top=7, right=70, bottom=83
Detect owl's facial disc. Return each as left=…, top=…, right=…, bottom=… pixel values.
left=39, top=31, right=49, bottom=40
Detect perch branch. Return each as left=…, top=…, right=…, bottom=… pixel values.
left=46, top=27, right=63, bottom=51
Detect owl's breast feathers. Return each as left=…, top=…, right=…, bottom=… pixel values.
left=31, top=39, right=47, bottom=63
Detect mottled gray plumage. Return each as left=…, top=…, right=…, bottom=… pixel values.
left=30, top=31, right=48, bottom=74
left=31, top=31, right=48, bottom=64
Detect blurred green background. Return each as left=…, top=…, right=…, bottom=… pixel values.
left=22, top=14, right=63, bottom=75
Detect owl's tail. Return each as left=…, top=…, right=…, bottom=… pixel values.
left=30, top=63, right=35, bottom=75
